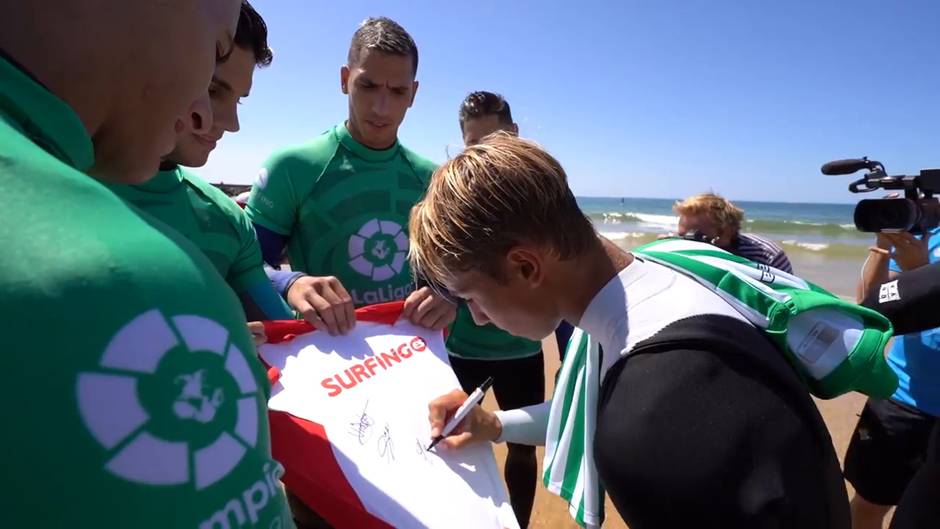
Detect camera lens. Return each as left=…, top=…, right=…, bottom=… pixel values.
left=854, top=199, right=918, bottom=232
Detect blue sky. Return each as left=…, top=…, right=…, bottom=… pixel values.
left=194, top=0, right=940, bottom=204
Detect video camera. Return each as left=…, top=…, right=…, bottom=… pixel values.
left=679, top=229, right=719, bottom=246
left=821, top=157, right=940, bottom=234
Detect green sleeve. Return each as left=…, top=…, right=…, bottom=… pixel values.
left=227, top=208, right=293, bottom=320
left=246, top=137, right=339, bottom=236
left=245, top=151, right=300, bottom=235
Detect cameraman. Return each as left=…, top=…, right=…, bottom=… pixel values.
left=848, top=228, right=940, bottom=529
left=673, top=193, right=794, bottom=272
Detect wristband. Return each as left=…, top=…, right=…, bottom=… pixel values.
left=281, top=271, right=308, bottom=297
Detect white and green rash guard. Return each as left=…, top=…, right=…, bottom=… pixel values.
left=494, top=257, right=746, bottom=445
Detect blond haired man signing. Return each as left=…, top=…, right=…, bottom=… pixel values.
left=674, top=192, right=794, bottom=273
left=414, top=135, right=849, bottom=529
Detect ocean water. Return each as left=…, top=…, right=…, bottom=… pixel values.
left=579, top=196, right=871, bottom=297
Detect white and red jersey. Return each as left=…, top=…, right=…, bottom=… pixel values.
left=259, top=302, right=517, bottom=529
left=234, top=190, right=251, bottom=208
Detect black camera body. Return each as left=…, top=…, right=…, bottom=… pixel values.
left=679, top=229, right=719, bottom=245
left=821, top=157, right=940, bottom=234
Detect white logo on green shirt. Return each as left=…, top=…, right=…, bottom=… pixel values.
left=173, top=369, right=225, bottom=424
left=348, top=218, right=409, bottom=281
left=77, top=309, right=261, bottom=490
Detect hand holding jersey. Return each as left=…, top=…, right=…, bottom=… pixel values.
left=403, top=285, right=459, bottom=331
left=284, top=276, right=456, bottom=335
left=285, top=274, right=357, bottom=336
left=248, top=321, right=267, bottom=345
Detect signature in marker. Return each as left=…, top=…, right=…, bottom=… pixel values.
left=347, top=399, right=375, bottom=445
left=415, top=438, right=432, bottom=464
left=377, top=423, right=395, bottom=462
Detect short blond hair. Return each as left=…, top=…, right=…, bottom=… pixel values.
left=673, top=192, right=744, bottom=234
left=409, top=133, right=596, bottom=287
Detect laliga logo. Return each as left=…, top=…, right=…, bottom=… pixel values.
left=348, top=218, right=409, bottom=281
left=77, top=309, right=261, bottom=490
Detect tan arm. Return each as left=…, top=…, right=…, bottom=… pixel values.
left=856, top=235, right=896, bottom=303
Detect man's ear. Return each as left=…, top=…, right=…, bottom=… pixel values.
left=340, top=65, right=350, bottom=94
left=506, top=247, right=543, bottom=287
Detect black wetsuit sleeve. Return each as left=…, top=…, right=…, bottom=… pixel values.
left=594, top=344, right=847, bottom=529
left=861, top=262, right=940, bottom=335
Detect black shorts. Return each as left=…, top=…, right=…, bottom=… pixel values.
left=448, top=352, right=545, bottom=416
left=844, top=398, right=938, bottom=506
left=891, top=422, right=940, bottom=528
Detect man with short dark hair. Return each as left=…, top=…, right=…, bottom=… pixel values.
left=246, top=17, right=455, bottom=528
left=450, top=90, right=544, bottom=528
left=108, top=1, right=291, bottom=322
left=458, top=91, right=576, bottom=353
left=0, top=1, right=292, bottom=527
left=248, top=16, right=456, bottom=338
left=459, top=91, right=518, bottom=146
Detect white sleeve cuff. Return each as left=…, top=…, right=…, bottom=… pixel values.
left=493, top=401, right=551, bottom=446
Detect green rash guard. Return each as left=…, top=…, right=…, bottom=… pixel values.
left=247, top=122, right=539, bottom=360
left=447, top=306, right=542, bottom=360
left=246, top=122, right=437, bottom=307
left=107, top=166, right=292, bottom=321
left=0, top=55, right=292, bottom=528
